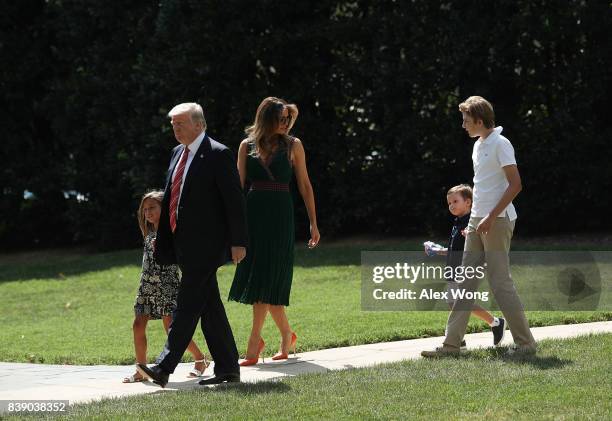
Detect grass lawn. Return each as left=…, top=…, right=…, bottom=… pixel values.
left=7, top=334, right=612, bottom=420
left=0, top=239, right=610, bottom=364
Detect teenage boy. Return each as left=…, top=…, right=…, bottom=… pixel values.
left=422, top=96, right=537, bottom=357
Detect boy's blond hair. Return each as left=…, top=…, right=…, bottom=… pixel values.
left=447, top=184, right=473, bottom=202
left=458, top=96, right=495, bottom=129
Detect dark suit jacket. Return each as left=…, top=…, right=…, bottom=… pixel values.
left=154, top=133, right=247, bottom=272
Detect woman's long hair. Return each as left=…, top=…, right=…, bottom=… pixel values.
left=137, top=190, right=164, bottom=238
left=245, top=97, right=298, bottom=158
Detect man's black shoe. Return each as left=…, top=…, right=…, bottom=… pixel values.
left=136, top=364, right=169, bottom=388
left=492, top=318, right=506, bottom=346
left=198, top=373, right=240, bottom=385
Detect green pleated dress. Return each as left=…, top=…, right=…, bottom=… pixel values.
left=228, top=144, right=295, bottom=306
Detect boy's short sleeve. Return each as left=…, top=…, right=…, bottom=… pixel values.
left=497, top=137, right=517, bottom=167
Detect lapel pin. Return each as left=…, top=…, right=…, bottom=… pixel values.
left=200, top=154, right=204, bottom=158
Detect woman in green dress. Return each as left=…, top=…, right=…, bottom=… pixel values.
left=229, top=97, right=320, bottom=365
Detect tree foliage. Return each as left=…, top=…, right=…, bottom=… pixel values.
left=1, top=0, right=610, bottom=250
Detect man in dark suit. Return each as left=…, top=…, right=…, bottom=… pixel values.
left=137, top=102, right=247, bottom=387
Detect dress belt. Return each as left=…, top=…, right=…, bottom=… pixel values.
left=250, top=181, right=290, bottom=192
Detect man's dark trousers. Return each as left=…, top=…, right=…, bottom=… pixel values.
left=157, top=265, right=239, bottom=376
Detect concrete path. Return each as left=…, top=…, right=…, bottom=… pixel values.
left=0, top=321, right=610, bottom=412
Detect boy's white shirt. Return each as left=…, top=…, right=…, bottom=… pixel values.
left=471, top=126, right=518, bottom=221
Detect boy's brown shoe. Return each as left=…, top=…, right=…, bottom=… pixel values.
left=505, top=344, right=537, bottom=357
left=421, top=346, right=460, bottom=358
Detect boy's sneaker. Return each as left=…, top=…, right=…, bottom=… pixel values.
left=492, top=318, right=506, bottom=346
left=460, top=340, right=467, bottom=351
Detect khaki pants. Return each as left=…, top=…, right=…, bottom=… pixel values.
left=443, top=215, right=536, bottom=350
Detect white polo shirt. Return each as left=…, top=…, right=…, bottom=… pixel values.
left=471, top=126, right=518, bottom=220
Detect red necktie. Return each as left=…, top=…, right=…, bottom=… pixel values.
left=169, top=146, right=189, bottom=232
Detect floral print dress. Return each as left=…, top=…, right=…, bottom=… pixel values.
left=134, top=232, right=181, bottom=319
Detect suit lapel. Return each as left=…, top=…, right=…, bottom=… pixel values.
left=165, top=146, right=184, bottom=191
left=180, top=133, right=211, bottom=199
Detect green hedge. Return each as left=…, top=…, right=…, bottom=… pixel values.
left=1, top=0, right=610, bottom=250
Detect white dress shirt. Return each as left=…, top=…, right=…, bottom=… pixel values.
left=171, top=131, right=206, bottom=215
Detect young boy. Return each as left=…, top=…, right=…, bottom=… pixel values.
left=422, top=96, right=537, bottom=357
left=424, top=184, right=505, bottom=348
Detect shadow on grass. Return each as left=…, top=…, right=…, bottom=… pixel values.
left=0, top=243, right=376, bottom=283
left=463, top=347, right=573, bottom=370
left=0, top=249, right=142, bottom=283
left=204, top=380, right=291, bottom=394
left=293, top=242, right=424, bottom=268
left=145, top=379, right=292, bottom=395
left=0, top=243, right=404, bottom=283
left=2, top=236, right=609, bottom=282
left=294, top=244, right=396, bottom=268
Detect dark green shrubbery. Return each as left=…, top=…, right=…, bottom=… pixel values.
left=1, top=0, right=610, bottom=250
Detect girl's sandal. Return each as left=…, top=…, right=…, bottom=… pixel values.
left=123, top=369, right=146, bottom=383
left=187, top=358, right=210, bottom=378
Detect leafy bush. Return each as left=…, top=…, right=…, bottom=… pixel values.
left=1, top=0, right=610, bottom=250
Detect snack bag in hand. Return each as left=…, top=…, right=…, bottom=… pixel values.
left=423, top=241, right=445, bottom=257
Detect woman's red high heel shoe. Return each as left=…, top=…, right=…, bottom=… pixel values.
left=240, top=338, right=265, bottom=366
left=272, top=332, right=297, bottom=360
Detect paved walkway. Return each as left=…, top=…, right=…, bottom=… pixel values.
left=0, top=321, right=610, bottom=411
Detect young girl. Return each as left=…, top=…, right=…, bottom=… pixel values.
left=123, top=191, right=208, bottom=383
